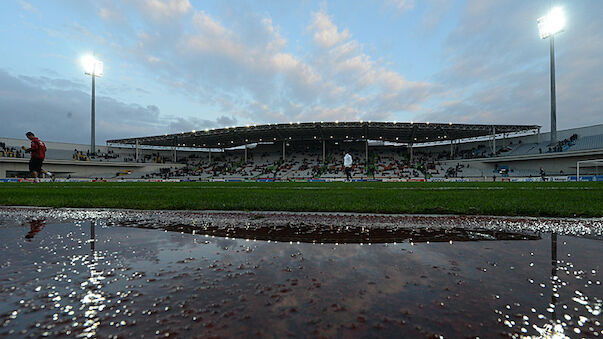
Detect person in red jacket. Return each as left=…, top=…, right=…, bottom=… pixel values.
left=22, top=132, right=54, bottom=182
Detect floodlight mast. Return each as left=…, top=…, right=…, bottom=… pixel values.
left=82, top=55, right=103, bottom=155
left=538, top=7, right=565, bottom=145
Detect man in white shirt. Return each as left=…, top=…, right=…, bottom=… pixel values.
left=343, top=151, right=353, bottom=181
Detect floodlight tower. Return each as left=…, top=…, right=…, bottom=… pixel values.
left=537, top=7, right=565, bottom=145
left=82, top=55, right=103, bottom=155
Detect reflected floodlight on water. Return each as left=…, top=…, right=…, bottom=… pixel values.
left=537, top=7, right=566, bottom=39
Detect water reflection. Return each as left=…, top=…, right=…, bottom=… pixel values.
left=497, top=233, right=602, bottom=338
left=526, top=233, right=565, bottom=338
left=24, top=219, right=45, bottom=240
left=78, top=220, right=105, bottom=338
left=124, top=220, right=542, bottom=244
left=0, top=210, right=601, bottom=338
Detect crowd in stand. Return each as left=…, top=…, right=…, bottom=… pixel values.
left=1, top=130, right=597, bottom=180
left=73, top=149, right=90, bottom=161
left=0, top=142, right=25, bottom=158
left=140, top=147, right=460, bottom=181
left=135, top=152, right=166, bottom=164
left=70, top=148, right=167, bottom=163
left=73, top=149, right=127, bottom=161
left=547, top=133, right=578, bottom=153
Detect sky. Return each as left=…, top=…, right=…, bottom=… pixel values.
left=1, top=0, right=602, bottom=144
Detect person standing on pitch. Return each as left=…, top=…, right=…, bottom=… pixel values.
left=343, top=151, right=353, bottom=182
left=22, top=132, right=54, bottom=182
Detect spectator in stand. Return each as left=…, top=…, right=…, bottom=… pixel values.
left=0, top=143, right=24, bottom=158
left=22, top=132, right=55, bottom=182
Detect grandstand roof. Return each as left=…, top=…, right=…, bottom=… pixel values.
left=107, top=122, right=540, bottom=148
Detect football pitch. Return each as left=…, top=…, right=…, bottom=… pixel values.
left=1, top=181, right=602, bottom=217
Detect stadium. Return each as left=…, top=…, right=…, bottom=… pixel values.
left=2, top=121, right=603, bottom=182
left=1, top=2, right=602, bottom=339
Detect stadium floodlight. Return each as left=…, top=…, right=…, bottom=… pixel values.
left=82, top=55, right=103, bottom=156
left=537, top=7, right=565, bottom=144
left=537, top=7, right=565, bottom=39
left=82, top=55, right=104, bottom=76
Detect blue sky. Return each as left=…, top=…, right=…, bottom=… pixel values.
left=1, top=0, right=602, bottom=144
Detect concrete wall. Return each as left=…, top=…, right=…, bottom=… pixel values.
left=440, top=149, right=603, bottom=177
left=408, top=123, right=603, bottom=155
left=0, top=158, right=185, bottom=179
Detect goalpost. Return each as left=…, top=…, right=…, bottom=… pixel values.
left=576, top=159, right=603, bottom=181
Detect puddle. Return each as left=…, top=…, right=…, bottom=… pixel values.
left=0, top=208, right=601, bottom=338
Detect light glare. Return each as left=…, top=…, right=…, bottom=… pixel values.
left=82, top=55, right=103, bottom=76
left=538, top=7, right=565, bottom=39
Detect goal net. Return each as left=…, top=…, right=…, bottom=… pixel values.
left=576, top=158, right=603, bottom=181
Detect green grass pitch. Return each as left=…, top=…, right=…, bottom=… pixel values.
left=1, top=181, right=602, bottom=217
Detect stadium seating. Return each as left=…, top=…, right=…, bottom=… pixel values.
left=569, top=134, right=603, bottom=151
left=3, top=126, right=603, bottom=180
left=0, top=142, right=26, bottom=158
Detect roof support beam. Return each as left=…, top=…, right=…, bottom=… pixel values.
left=316, top=124, right=324, bottom=140
left=273, top=126, right=284, bottom=141
left=493, top=127, right=496, bottom=155
left=410, top=125, right=418, bottom=143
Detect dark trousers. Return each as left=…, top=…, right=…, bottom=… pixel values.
left=345, top=167, right=352, bottom=181
left=29, top=157, right=44, bottom=173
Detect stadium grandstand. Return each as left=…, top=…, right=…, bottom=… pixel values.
left=2, top=122, right=603, bottom=181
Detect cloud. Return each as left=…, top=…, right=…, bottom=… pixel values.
left=167, top=115, right=238, bottom=132
left=418, top=0, right=454, bottom=32
left=0, top=70, right=233, bottom=143
left=382, top=0, right=415, bottom=13
left=306, top=9, right=437, bottom=119
left=193, top=11, right=227, bottom=36
left=87, top=2, right=437, bottom=125
left=426, top=0, right=603, bottom=129
left=98, top=7, right=124, bottom=22
left=125, top=7, right=340, bottom=120
left=5, top=2, right=441, bottom=143
left=136, top=0, right=192, bottom=22
left=18, top=0, right=38, bottom=13
left=308, top=10, right=351, bottom=48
